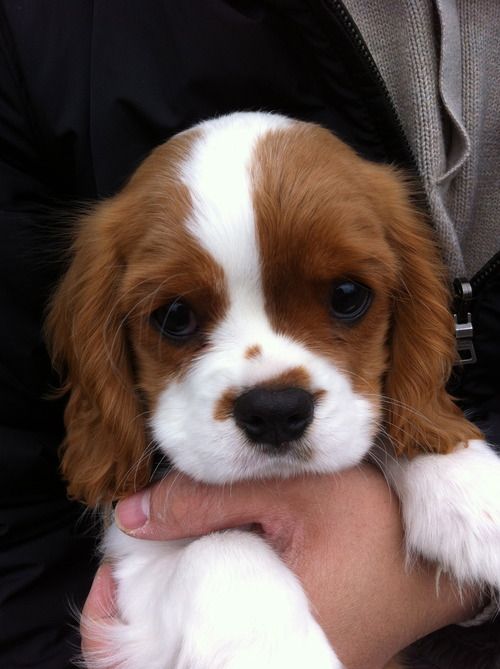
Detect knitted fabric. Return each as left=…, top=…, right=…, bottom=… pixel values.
left=343, top=0, right=500, bottom=278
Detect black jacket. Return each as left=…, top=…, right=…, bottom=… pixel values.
left=1, top=2, right=498, bottom=668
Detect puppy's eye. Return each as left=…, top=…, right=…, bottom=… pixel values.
left=330, top=280, right=372, bottom=323
left=151, top=299, right=198, bottom=341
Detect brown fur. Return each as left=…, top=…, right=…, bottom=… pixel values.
left=46, top=131, right=229, bottom=505
left=244, top=344, right=262, bottom=360
left=213, top=389, right=238, bottom=422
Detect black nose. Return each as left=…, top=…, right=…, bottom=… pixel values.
left=233, top=387, right=314, bottom=447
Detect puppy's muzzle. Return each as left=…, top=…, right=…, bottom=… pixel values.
left=233, top=387, right=314, bottom=452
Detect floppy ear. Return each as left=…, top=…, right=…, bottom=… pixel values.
left=366, top=166, right=482, bottom=456
left=46, top=198, right=150, bottom=507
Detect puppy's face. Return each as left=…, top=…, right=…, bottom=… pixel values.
left=48, top=113, right=480, bottom=504
left=127, top=115, right=395, bottom=482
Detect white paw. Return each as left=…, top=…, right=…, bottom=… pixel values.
left=95, top=527, right=342, bottom=669
left=388, top=440, right=500, bottom=589
left=164, top=532, right=341, bottom=669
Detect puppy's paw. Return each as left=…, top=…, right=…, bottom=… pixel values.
left=389, top=440, right=500, bottom=590
left=100, top=528, right=342, bottom=669
left=167, top=532, right=342, bottom=668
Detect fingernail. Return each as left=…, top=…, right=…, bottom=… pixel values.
left=115, top=489, right=150, bottom=532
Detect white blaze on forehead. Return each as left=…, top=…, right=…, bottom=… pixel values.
left=180, top=112, right=293, bottom=295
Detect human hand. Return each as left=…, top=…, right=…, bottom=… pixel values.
left=83, top=465, right=480, bottom=669
left=81, top=563, right=117, bottom=668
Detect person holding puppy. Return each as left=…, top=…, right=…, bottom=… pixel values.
left=1, top=2, right=499, bottom=668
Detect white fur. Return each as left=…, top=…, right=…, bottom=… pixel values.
left=182, top=112, right=292, bottom=292
left=385, top=439, right=500, bottom=590
left=87, top=113, right=500, bottom=669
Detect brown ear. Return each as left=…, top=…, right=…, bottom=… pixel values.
left=366, top=166, right=482, bottom=456
left=46, top=198, right=150, bottom=506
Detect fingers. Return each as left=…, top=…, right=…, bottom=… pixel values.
left=81, top=564, right=117, bottom=666
left=81, top=563, right=117, bottom=622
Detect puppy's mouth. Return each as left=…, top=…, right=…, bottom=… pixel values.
left=245, top=437, right=314, bottom=461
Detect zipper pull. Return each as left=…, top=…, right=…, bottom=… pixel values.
left=453, top=278, right=477, bottom=365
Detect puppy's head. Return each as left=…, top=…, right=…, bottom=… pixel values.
left=46, top=112, right=480, bottom=506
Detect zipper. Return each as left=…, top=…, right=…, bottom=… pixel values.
left=453, top=251, right=500, bottom=366
left=315, top=0, right=418, bottom=173
left=453, top=278, right=477, bottom=365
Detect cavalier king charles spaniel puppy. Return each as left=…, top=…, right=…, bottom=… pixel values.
left=47, top=112, right=500, bottom=669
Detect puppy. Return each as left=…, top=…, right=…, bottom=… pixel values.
left=47, top=112, right=499, bottom=668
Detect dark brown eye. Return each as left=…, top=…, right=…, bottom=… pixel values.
left=330, top=280, right=372, bottom=323
left=151, top=299, right=198, bottom=341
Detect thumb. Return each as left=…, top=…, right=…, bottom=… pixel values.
left=114, top=472, right=278, bottom=540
